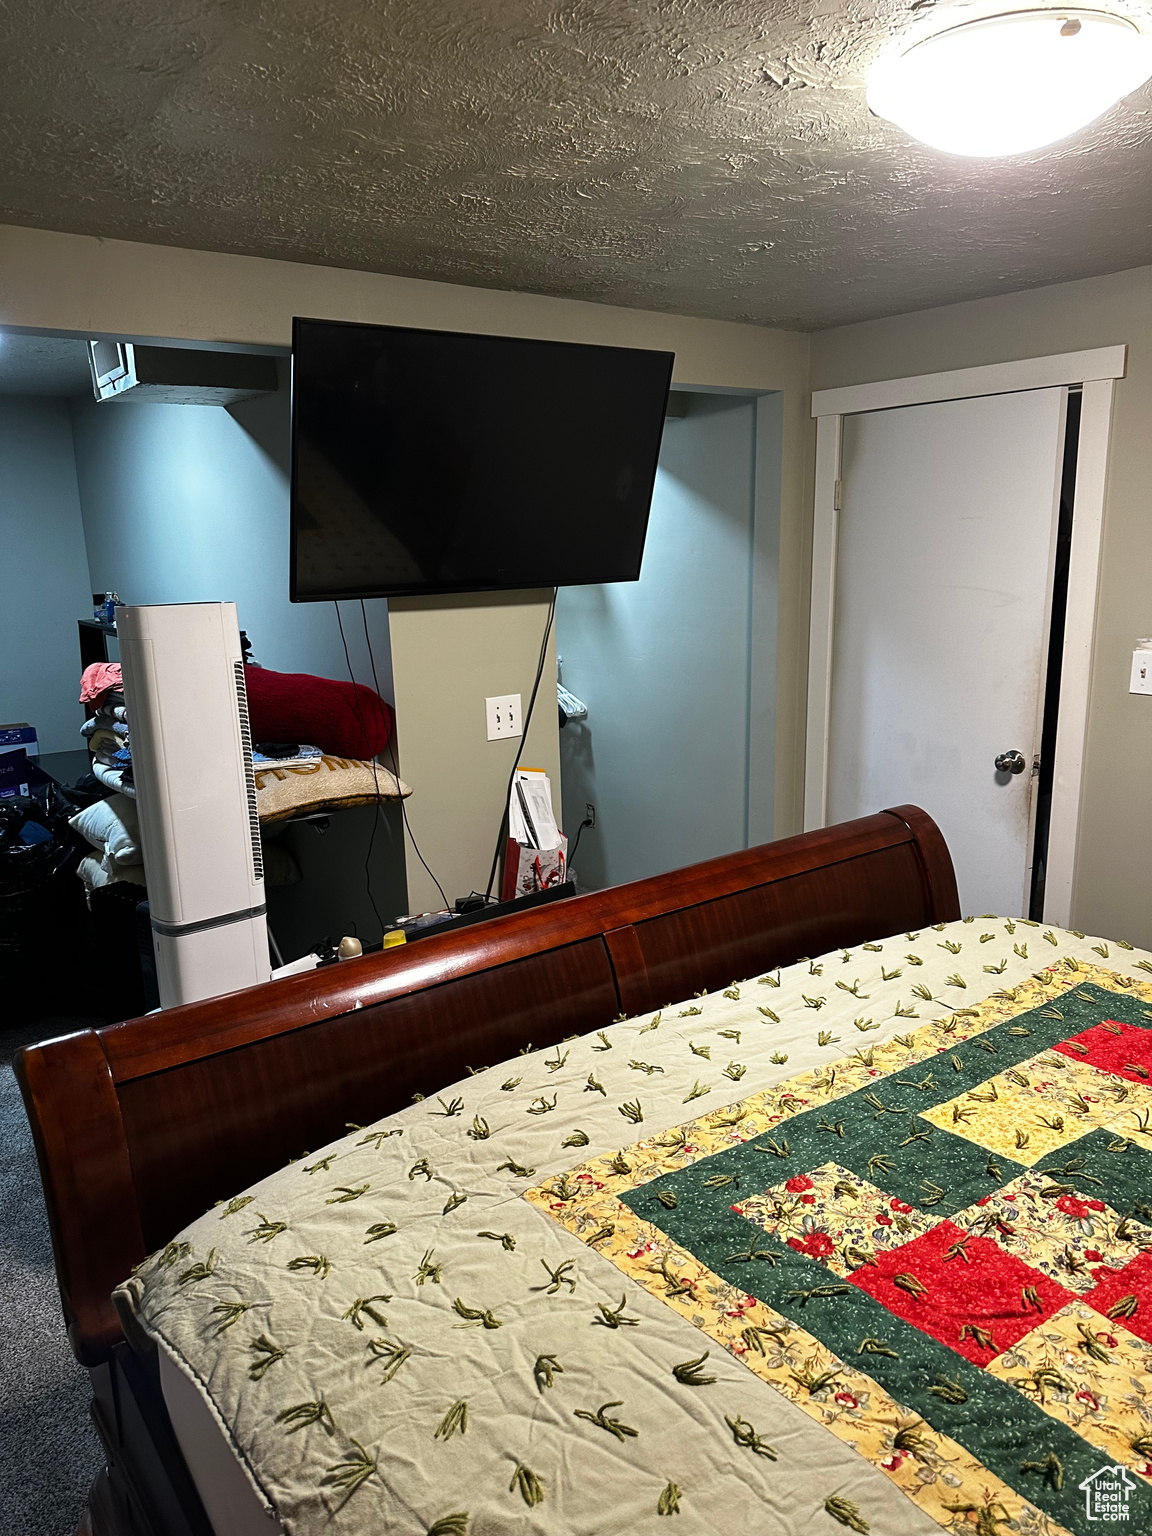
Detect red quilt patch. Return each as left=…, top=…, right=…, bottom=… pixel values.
left=1082, top=1248, right=1152, bottom=1342
left=1051, top=1018, right=1152, bottom=1084
left=848, top=1219, right=1076, bottom=1365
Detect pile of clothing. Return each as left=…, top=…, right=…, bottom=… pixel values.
left=71, top=656, right=403, bottom=899
left=75, top=663, right=143, bottom=899
left=0, top=779, right=84, bottom=891
left=79, top=661, right=134, bottom=798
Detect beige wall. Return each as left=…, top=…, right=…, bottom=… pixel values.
left=389, top=591, right=560, bottom=912
left=811, top=265, right=1152, bottom=945
left=0, top=222, right=813, bottom=911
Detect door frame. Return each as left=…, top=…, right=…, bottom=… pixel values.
left=805, top=344, right=1127, bottom=926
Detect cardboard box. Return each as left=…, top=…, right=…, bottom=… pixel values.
left=0, top=723, right=39, bottom=759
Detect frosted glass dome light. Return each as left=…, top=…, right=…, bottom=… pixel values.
left=867, top=8, right=1152, bottom=156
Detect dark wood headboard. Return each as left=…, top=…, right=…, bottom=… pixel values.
left=17, top=805, right=957, bottom=1366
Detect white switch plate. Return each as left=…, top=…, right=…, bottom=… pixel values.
left=1131, top=649, right=1152, bottom=696
left=486, top=693, right=522, bottom=740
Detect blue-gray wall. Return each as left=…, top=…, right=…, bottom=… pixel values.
left=69, top=384, right=405, bottom=955
left=0, top=397, right=93, bottom=753
left=557, top=391, right=778, bottom=890
left=69, top=385, right=394, bottom=700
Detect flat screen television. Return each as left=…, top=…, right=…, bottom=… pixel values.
left=289, top=317, right=674, bottom=601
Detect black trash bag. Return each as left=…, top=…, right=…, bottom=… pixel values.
left=0, top=783, right=82, bottom=897
left=60, top=770, right=116, bottom=812
left=0, top=802, right=24, bottom=853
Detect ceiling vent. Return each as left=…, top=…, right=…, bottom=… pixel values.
left=87, top=341, right=278, bottom=406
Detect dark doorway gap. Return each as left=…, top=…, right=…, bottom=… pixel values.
left=1029, top=386, right=1081, bottom=920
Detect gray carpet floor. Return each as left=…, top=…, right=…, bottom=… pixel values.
left=1, top=1016, right=103, bottom=1536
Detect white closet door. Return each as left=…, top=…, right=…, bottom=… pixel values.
left=828, top=387, right=1065, bottom=916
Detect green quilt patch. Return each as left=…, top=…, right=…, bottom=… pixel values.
left=610, top=981, right=1152, bottom=1536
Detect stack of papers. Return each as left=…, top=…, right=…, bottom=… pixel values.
left=508, top=768, right=561, bottom=851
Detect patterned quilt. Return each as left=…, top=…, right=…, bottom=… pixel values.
left=119, top=919, right=1152, bottom=1536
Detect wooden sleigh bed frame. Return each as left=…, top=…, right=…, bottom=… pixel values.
left=17, top=804, right=959, bottom=1536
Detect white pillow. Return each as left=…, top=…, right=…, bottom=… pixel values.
left=70, top=793, right=142, bottom=870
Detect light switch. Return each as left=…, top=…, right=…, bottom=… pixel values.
left=486, top=693, right=522, bottom=740
left=1130, top=644, right=1152, bottom=696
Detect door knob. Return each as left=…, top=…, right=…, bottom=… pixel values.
left=995, top=750, right=1026, bottom=775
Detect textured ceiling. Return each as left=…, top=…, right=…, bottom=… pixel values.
left=1, top=0, right=1150, bottom=330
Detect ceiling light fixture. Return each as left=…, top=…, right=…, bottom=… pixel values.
left=867, top=7, right=1152, bottom=156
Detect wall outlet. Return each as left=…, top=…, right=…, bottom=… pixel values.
left=1131, top=646, right=1152, bottom=696
left=486, top=693, right=522, bottom=740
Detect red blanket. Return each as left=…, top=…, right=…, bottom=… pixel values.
left=244, top=666, right=394, bottom=759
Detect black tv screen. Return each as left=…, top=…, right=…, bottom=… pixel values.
left=289, top=318, right=674, bottom=601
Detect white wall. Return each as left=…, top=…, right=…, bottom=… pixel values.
left=69, top=384, right=394, bottom=695
left=0, top=397, right=92, bottom=753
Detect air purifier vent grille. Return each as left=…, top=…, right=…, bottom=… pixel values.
left=234, top=660, right=264, bottom=882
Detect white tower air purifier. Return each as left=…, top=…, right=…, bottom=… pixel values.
left=117, top=602, right=271, bottom=1007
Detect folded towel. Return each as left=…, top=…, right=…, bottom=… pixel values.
left=87, top=728, right=132, bottom=768
left=91, top=762, right=136, bottom=799
left=80, top=707, right=128, bottom=738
